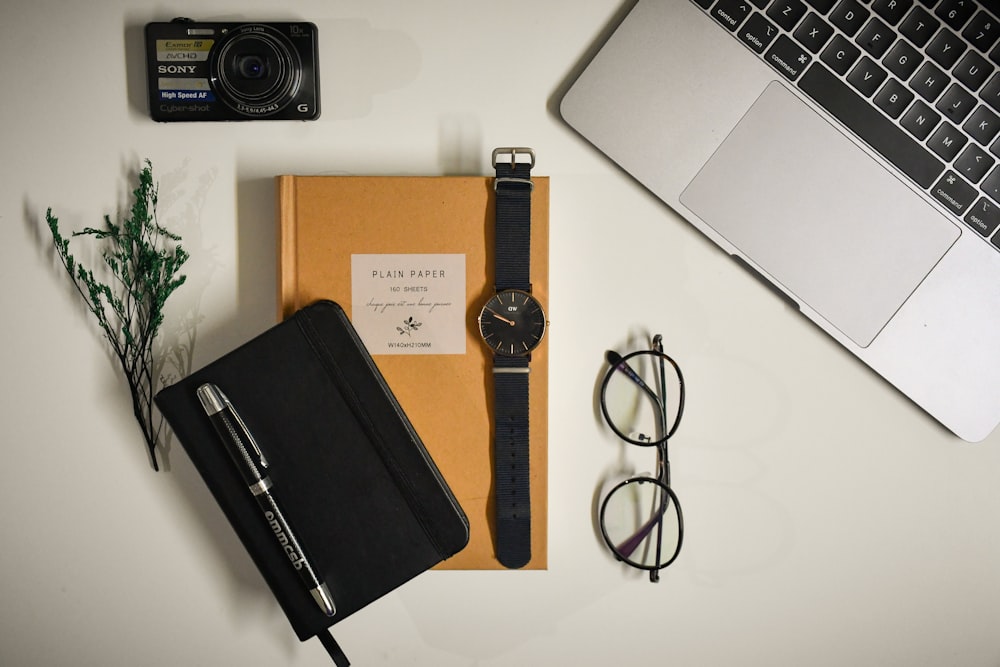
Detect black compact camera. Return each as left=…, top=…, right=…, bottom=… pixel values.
left=144, top=19, right=320, bottom=122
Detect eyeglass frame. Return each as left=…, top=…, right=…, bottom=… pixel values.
left=598, top=334, right=685, bottom=582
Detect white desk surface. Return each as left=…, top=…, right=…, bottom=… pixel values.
left=3, top=1, right=1000, bottom=665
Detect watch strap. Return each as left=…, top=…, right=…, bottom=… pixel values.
left=494, top=154, right=533, bottom=292
left=493, top=354, right=531, bottom=568
left=490, top=148, right=535, bottom=569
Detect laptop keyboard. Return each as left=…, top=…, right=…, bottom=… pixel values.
left=696, top=0, right=1000, bottom=250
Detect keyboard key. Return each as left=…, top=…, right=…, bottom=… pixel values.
left=767, top=1, right=809, bottom=30
left=964, top=11, right=1000, bottom=54
left=848, top=56, right=888, bottom=95
left=936, top=83, right=978, bottom=123
left=741, top=13, right=781, bottom=53
left=798, top=63, right=945, bottom=188
left=712, top=0, right=753, bottom=31
left=964, top=197, right=1000, bottom=237
left=901, top=99, right=942, bottom=140
left=765, top=35, right=813, bottom=80
left=874, top=77, right=914, bottom=117
left=910, top=61, right=949, bottom=102
left=981, top=164, right=1000, bottom=203
left=822, top=34, right=862, bottom=74
left=928, top=122, right=968, bottom=161
left=830, top=0, right=871, bottom=36
left=926, top=27, right=968, bottom=69
left=872, top=0, right=913, bottom=25
left=900, top=6, right=940, bottom=48
left=953, top=51, right=994, bottom=91
left=857, top=17, right=896, bottom=58
left=980, top=72, right=1000, bottom=113
left=883, top=39, right=923, bottom=80
left=935, top=0, right=976, bottom=31
left=963, top=105, right=1000, bottom=145
left=955, top=144, right=995, bottom=182
left=794, top=12, right=835, bottom=53
left=931, top=171, right=977, bottom=215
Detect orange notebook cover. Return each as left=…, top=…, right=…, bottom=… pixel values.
left=276, top=175, right=548, bottom=570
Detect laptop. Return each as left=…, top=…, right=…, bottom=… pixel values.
left=561, top=0, right=1000, bottom=442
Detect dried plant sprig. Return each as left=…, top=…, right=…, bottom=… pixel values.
left=46, top=160, right=189, bottom=470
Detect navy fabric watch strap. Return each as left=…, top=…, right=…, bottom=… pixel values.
left=493, top=354, right=531, bottom=568
left=494, top=156, right=532, bottom=292
left=491, top=148, right=534, bottom=568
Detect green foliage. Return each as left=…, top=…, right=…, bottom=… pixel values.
left=46, top=160, right=189, bottom=470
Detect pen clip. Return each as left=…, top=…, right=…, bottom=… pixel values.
left=222, top=391, right=269, bottom=469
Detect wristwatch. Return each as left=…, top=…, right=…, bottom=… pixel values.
left=477, top=147, right=546, bottom=569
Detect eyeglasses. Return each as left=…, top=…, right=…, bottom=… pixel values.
left=598, top=334, right=685, bottom=582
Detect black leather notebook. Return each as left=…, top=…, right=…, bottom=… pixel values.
left=155, top=300, right=469, bottom=663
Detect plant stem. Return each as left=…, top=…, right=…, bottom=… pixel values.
left=45, top=160, right=188, bottom=470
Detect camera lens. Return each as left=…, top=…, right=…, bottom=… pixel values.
left=236, top=54, right=267, bottom=79
left=210, top=25, right=302, bottom=116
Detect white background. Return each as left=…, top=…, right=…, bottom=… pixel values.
left=3, top=1, right=1000, bottom=665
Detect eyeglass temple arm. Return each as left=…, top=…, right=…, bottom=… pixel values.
left=652, top=335, right=670, bottom=581
left=605, top=349, right=660, bottom=408
left=614, top=489, right=673, bottom=557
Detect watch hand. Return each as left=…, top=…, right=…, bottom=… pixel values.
left=487, top=308, right=516, bottom=326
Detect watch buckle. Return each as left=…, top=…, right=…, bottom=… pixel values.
left=492, top=147, right=535, bottom=170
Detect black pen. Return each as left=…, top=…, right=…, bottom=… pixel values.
left=196, top=382, right=336, bottom=617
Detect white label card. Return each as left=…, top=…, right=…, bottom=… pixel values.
left=351, top=253, right=466, bottom=355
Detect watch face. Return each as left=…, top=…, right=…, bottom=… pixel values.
left=479, top=289, right=546, bottom=356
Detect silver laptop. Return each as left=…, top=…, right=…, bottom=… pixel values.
left=561, top=0, right=1000, bottom=442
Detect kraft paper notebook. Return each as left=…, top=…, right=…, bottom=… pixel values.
left=155, top=300, right=469, bottom=664
left=276, top=174, right=549, bottom=570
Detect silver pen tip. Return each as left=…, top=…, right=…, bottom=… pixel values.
left=312, top=584, right=336, bottom=617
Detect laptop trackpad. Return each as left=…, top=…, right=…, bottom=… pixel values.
left=680, top=82, right=959, bottom=347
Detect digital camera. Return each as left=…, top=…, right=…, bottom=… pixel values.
left=145, top=19, right=320, bottom=122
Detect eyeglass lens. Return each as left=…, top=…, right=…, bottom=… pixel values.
left=601, top=476, right=682, bottom=570
left=602, top=350, right=682, bottom=446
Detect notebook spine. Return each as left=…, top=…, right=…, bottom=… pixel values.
left=276, top=175, right=300, bottom=321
